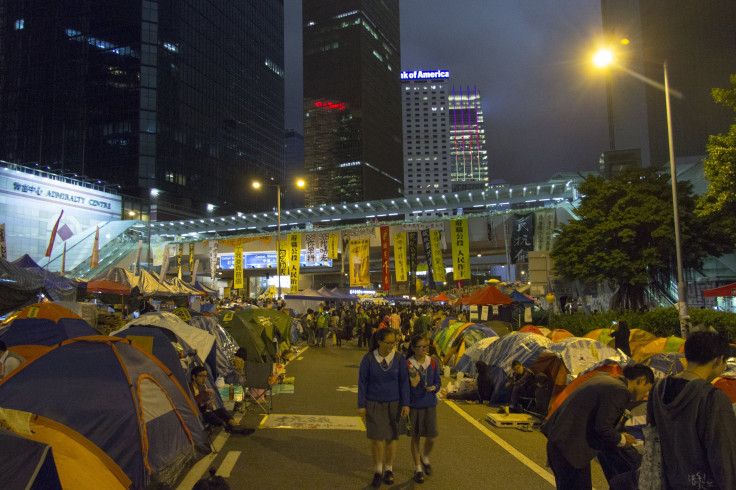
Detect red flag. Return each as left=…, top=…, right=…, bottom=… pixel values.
left=60, top=242, right=67, bottom=276
left=90, top=226, right=100, bottom=268
left=45, top=210, right=64, bottom=257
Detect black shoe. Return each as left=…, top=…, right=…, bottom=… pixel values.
left=421, top=461, right=432, bottom=476
left=383, top=470, right=394, bottom=484
left=414, top=471, right=424, bottom=483
left=371, top=472, right=382, bottom=488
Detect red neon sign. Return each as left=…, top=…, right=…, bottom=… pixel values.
left=314, top=101, right=345, bottom=110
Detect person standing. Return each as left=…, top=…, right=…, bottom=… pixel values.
left=541, top=364, right=654, bottom=489
left=316, top=307, right=329, bottom=347
left=330, top=308, right=342, bottom=347
left=358, top=328, right=410, bottom=488
left=406, top=335, right=442, bottom=483
left=610, top=320, right=631, bottom=357
left=647, top=331, right=736, bottom=489
left=356, top=307, right=369, bottom=348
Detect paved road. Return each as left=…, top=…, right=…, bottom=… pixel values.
left=178, top=342, right=610, bottom=489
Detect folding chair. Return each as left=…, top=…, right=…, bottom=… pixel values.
left=243, top=361, right=274, bottom=414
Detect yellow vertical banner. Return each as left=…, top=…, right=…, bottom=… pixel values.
left=451, top=218, right=470, bottom=280
left=430, top=229, right=446, bottom=283
left=233, top=244, right=244, bottom=289
left=328, top=232, right=339, bottom=259
left=288, top=233, right=301, bottom=293
left=393, top=232, right=407, bottom=282
left=349, top=238, right=371, bottom=287
left=177, top=243, right=183, bottom=279
left=188, top=243, right=195, bottom=274
left=277, top=238, right=289, bottom=279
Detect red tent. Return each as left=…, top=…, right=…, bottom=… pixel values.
left=430, top=293, right=453, bottom=302
left=460, top=285, right=513, bottom=305
left=85, top=280, right=131, bottom=295
left=703, top=282, right=736, bottom=298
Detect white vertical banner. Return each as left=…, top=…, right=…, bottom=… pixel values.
left=191, top=259, right=200, bottom=285
left=209, top=241, right=218, bottom=283
left=159, top=245, right=170, bottom=283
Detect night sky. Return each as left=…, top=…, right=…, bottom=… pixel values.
left=285, top=1, right=610, bottom=185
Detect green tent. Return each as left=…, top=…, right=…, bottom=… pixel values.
left=217, top=310, right=270, bottom=362
left=238, top=308, right=293, bottom=354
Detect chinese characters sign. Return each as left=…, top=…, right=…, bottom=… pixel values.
left=380, top=226, right=390, bottom=291
left=451, top=219, right=469, bottom=280
left=393, top=232, right=407, bottom=282
left=289, top=233, right=301, bottom=293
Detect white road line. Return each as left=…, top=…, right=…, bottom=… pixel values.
left=217, top=451, right=241, bottom=477
left=444, top=400, right=556, bottom=486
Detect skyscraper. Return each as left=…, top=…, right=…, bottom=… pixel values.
left=302, top=0, right=403, bottom=206
left=0, top=0, right=285, bottom=217
left=401, top=70, right=452, bottom=204
left=600, top=0, right=736, bottom=167
left=449, top=86, right=489, bottom=191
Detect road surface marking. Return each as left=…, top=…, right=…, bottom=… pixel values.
left=217, top=451, right=241, bottom=477
left=175, top=413, right=245, bottom=489
left=259, top=413, right=366, bottom=430
left=445, top=400, right=556, bottom=486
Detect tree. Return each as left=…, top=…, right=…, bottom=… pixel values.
left=697, top=74, right=736, bottom=243
left=550, top=168, right=732, bottom=311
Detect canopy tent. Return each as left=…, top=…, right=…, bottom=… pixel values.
left=429, top=292, right=454, bottom=302
left=0, top=259, right=78, bottom=314
left=0, top=337, right=209, bottom=488
left=283, top=288, right=329, bottom=314
left=169, top=276, right=206, bottom=297
left=509, top=290, right=535, bottom=304
left=12, top=254, right=43, bottom=270
left=460, top=285, right=513, bottom=305
left=317, top=286, right=342, bottom=300
left=330, top=288, right=359, bottom=302
left=703, top=282, right=736, bottom=297
left=193, top=281, right=218, bottom=296
left=84, top=279, right=131, bottom=295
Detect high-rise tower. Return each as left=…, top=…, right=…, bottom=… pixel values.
left=0, top=0, right=285, bottom=216
left=449, top=86, right=488, bottom=191
left=302, top=0, right=403, bottom=206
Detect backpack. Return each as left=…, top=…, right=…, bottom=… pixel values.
left=316, top=312, right=327, bottom=329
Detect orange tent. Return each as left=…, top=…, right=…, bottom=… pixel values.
left=546, top=364, right=624, bottom=419
left=519, top=325, right=550, bottom=337
left=15, top=303, right=83, bottom=322
left=460, top=285, right=512, bottom=305
left=584, top=328, right=613, bottom=346
left=547, top=329, right=574, bottom=342
left=85, top=280, right=131, bottom=295
left=632, top=336, right=685, bottom=362
left=430, top=293, right=454, bottom=302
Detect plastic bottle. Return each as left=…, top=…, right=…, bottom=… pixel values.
left=229, top=385, right=234, bottom=401
left=215, top=376, right=225, bottom=389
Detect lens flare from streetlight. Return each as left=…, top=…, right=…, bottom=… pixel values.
left=593, top=49, right=614, bottom=68
left=252, top=181, right=261, bottom=189
left=296, top=178, right=305, bottom=188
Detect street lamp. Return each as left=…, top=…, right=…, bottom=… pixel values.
left=593, top=48, right=689, bottom=336
left=252, top=178, right=306, bottom=300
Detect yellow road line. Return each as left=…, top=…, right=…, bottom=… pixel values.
left=217, top=451, right=242, bottom=477
left=444, top=400, right=556, bottom=486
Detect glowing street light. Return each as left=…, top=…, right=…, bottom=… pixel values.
left=593, top=47, right=688, bottom=336
left=252, top=178, right=306, bottom=299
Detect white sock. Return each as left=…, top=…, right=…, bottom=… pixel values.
left=422, top=456, right=430, bottom=465
left=384, top=465, right=392, bottom=472
left=374, top=464, right=382, bottom=474
left=416, top=464, right=423, bottom=472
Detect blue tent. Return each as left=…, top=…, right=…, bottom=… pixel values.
left=0, top=428, right=62, bottom=489
left=0, top=318, right=98, bottom=346
left=509, top=290, right=535, bottom=304
left=0, top=337, right=209, bottom=488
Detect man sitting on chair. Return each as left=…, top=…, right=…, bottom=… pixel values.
left=189, top=366, right=254, bottom=435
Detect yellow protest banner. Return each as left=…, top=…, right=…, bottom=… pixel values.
left=288, top=233, right=301, bottom=293
left=430, top=229, right=446, bottom=283
left=349, top=238, right=371, bottom=287
left=451, top=218, right=470, bottom=280
left=328, top=232, right=339, bottom=259
left=277, top=238, right=289, bottom=278
left=393, top=232, right=407, bottom=282
left=233, top=244, right=244, bottom=289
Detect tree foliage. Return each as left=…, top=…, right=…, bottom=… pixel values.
left=697, top=74, right=736, bottom=243
left=550, top=168, right=732, bottom=310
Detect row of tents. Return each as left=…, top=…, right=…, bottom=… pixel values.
left=430, top=318, right=731, bottom=415
left=0, top=256, right=218, bottom=315
left=0, top=301, right=298, bottom=488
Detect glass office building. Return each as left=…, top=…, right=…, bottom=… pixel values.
left=0, top=0, right=285, bottom=216
left=303, top=0, right=403, bottom=206
left=449, top=86, right=489, bottom=191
